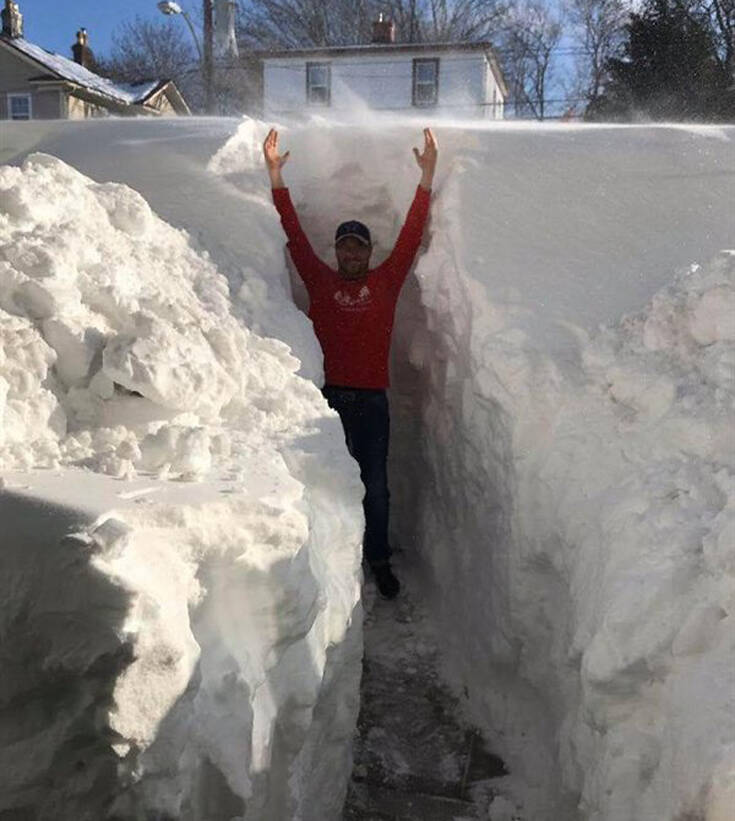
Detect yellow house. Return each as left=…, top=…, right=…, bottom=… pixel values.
left=0, top=0, right=190, bottom=120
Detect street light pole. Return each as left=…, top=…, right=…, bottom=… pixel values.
left=157, top=2, right=202, bottom=58
left=202, top=0, right=214, bottom=114
left=157, top=1, right=214, bottom=113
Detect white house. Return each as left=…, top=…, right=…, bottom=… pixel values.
left=258, top=17, right=507, bottom=119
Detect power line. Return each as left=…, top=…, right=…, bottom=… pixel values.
left=266, top=66, right=585, bottom=80
left=267, top=95, right=591, bottom=112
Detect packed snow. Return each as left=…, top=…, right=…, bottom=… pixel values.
left=397, top=247, right=735, bottom=820
left=1, top=117, right=734, bottom=821
left=0, top=149, right=364, bottom=819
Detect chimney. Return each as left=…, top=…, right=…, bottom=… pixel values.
left=2, top=0, right=23, bottom=38
left=72, top=28, right=91, bottom=67
left=371, top=12, right=395, bottom=45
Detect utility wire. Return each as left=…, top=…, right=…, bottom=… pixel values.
left=268, top=96, right=592, bottom=111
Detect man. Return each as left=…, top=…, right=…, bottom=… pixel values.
left=264, top=127, right=437, bottom=598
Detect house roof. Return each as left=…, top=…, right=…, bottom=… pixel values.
left=118, top=80, right=166, bottom=104
left=256, top=40, right=498, bottom=60
left=0, top=36, right=187, bottom=111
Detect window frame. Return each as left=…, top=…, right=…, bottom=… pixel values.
left=306, top=62, right=331, bottom=106
left=8, top=92, right=32, bottom=120
left=412, top=58, right=439, bottom=107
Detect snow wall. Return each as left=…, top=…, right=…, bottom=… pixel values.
left=0, top=147, right=364, bottom=819
left=2, top=118, right=735, bottom=821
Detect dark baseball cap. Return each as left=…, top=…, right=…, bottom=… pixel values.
left=335, top=220, right=371, bottom=246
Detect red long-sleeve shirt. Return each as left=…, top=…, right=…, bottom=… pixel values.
left=272, top=185, right=430, bottom=389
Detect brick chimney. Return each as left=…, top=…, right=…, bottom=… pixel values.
left=2, top=0, right=23, bottom=38
left=72, top=28, right=92, bottom=67
left=371, top=12, right=395, bottom=45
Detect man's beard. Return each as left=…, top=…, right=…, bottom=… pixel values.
left=339, top=262, right=368, bottom=279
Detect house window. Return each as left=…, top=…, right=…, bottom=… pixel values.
left=306, top=62, right=331, bottom=106
left=412, top=59, right=439, bottom=107
left=8, top=93, right=31, bottom=120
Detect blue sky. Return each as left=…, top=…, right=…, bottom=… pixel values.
left=19, top=0, right=191, bottom=58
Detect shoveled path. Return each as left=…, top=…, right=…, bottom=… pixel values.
left=342, top=559, right=508, bottom=821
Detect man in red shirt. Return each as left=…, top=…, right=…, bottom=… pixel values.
left=264, top=127, right=437, bottom=598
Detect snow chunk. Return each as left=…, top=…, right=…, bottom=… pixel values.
left=0, top=151, right=309, bottom=476
left=0, top=309, right=64, bottom=458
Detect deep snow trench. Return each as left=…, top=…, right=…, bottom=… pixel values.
left=1, top=118, right=734, bottom=821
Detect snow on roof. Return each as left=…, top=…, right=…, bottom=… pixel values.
left=1, top=36, right=166, bottom=106
left=117, top=80, right=167, bottom=104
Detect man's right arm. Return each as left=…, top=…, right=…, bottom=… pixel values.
left=271, top=187, right=323, bottom=288
left=264, top=128, right=322, bottom=288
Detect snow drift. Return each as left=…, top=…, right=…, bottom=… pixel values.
left=387, top=129, right=735, bottom=820
left=402, top=243, right=735, bottom=820
left=2, top=117, right=734, bottom=821
left=0, top=151, right=363, bottom=819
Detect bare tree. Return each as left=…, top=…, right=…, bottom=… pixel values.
left=99, top=17, right=197, bottom=83
left=419, top=0, right=507, bottom=41
left=701, top=0, right=734, bottom=75
left=236, top=0, right=381, bottom=48
left=499, top=0, right=563, bottom=119
left=565, top=0, right=628, bottom=113
left=381, top=0, right=506, bottom=41
left=97, top=16, right=202, bottom=106
left=236, top=0, right=506, bottom=46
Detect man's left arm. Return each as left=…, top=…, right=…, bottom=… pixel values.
left=385, top=128, right=438, bottom=280
left=415, top=127, right=438, bottom=194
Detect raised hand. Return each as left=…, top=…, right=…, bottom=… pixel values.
left=413, top=127, right=438, bottom=189
left=263, top=128, right=290, bottom=169
left=263, top=128, right=290, bottom=188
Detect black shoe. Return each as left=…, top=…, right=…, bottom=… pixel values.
left=370, top=561, right=400, bottom=599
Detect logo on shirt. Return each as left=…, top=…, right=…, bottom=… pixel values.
left=334, top=285, right=372, bottom=311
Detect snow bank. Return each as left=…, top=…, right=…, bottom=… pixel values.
left=205, top=117, right=735, bottom=820
left=0, top=151, right=364, bottom=818
left=3, top=117, right=734, bottom=821
left=394, top=167, right=735, bottom=818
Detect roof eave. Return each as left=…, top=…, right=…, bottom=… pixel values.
left=254, top=40, right=496, bottom=60
left=137, top=80, right=191, bottom=115
left=65, top=84, right=131, bottom=111
left=132, top=79, right=168, bottom=103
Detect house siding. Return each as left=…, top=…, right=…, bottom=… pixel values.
left=1, top=41, right=189, bottom=118
left=0, top=48, right=62, bottom=119
left=67, top=94, right=108, bottom=119
left=263, top=50, right=504, bottom=118
left=0, top=46, right=34, bottom=92
left=0, top=46, right=36, bottom=118
left=143, top=88, right=178, bottom=116
left=33, top=89, right=62, bottom=118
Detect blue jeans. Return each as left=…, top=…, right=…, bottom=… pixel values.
left=322, top=385, right=391, bottom=565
